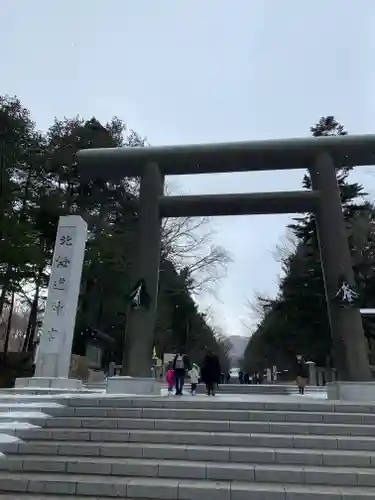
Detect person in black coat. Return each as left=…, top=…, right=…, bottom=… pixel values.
left=295, top=356, right=308, bottom=395
left=201, top=350, right=221, bottom=396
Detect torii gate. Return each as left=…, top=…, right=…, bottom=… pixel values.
left=77, top=135, right=375, bottom=382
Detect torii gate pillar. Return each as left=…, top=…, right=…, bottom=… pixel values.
left=310, top=153, right=371, bottom=381
left=122, top=163, right=164, bottom=378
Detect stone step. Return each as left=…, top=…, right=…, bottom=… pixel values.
left=9, top=440, right=375, bottom=467
left=44, top=406, right=375, bottom=424
left=196, top=385, right=293, bottom=395
left=0, top=496, right=106, bottom=500
left=196, top=384, right=326, bottom=395
left=13, top=426, right=375, bottom=450
left=63, top=397, right=375, bottom=413
left=32, top=416, right=375, bottom=436
left=104, top=383, right=326, bottom=394
left=1, top=471, right=375, bottom=499
left=0, top=496, right=156, bottom=500
left=2, top=454, right=375, bottom=486
left=0, top=495, right=117, bottom=500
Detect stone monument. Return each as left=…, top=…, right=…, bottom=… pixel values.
left=16, top=215, right=87, bottom=391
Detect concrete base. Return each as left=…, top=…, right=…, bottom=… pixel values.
left=106, top=376, right=159, bottom=395
left=15, top=377, right=83, bottom=391
left=87, top=369, right=106, bottom=383
left=327, top=381, right=375, bottom=401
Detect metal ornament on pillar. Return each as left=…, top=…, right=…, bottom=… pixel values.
left=16, top=215, right=88, bottom=390
left=333, top=275, right=360, bottom=308
left=130, top=279, right=151, bottom=310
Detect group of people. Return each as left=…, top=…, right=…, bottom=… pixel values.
left=238, top=371, right=263, bottom=384
left=166, top=349, right=221, bottom=396
left=164, top=351, right=309, bottom=396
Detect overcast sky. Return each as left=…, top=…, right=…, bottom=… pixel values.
left=2, top=0, right=375, bottom=337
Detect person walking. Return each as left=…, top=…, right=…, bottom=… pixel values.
left=188, top=363, right=200, bottom=395
left=172, top=350, right=190, bottom=395
left=165, top=364, right=175, bottom=396
left=201, top=349, right=221, bottom=396
left=295, top=356, right=308, bottom=395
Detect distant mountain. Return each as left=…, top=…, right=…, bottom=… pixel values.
left=228, top=335, right=248, bottom=364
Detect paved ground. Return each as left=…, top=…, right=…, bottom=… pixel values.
left=159, top=388, right=328, bottom=401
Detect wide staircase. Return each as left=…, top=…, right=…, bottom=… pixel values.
left=1, top=395, right=375, bottom=498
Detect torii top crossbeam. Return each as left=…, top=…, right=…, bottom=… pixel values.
left=77, top=134, right=375, bottom=179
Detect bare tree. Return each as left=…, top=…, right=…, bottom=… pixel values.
left=242, top=293, right=275, bottom=335
left=161, top=182, right=233, bottom=295
left=271, top=228, right=298, bottom=264
left=0, top=298, right=29, bottom=352
left=240, top=227, right=297, bottom=333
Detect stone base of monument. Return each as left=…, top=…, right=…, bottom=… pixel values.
left=15, top=377, right=83, bottom=391
left=106, top=376, right=159, bottom=395
left=327, top=381, right=375, bottom=401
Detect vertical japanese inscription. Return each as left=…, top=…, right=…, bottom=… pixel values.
left=42, top=225, right=77, bottom=350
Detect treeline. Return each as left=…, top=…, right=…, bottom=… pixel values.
left=243, top=117, right=375, bottom=373
left=0, top=95, right=231, bottom=371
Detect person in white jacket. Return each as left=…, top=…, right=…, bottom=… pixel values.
left=188, top=363, right=200, bottom=395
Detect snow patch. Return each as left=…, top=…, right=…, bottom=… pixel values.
left=0, top=411, right=49, bottom=419
left=0, top=393, right=65, bottom=399
left=0, top=421, right=39, bottom=430
left=0, top=402, right=63, bottom=409
left=0, top=433, right=20, bottom=443
left=296, top=392, right=327, bottom=399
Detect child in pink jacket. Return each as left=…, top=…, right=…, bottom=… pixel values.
left=166, top=366, right=175, bottom=395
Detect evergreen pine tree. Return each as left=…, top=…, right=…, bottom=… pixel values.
left=290, top=116, right=365, bottom=242
left=243, top=117, right=370, bottom=370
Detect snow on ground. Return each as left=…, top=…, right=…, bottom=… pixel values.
left=0, top=411, right=49, bottom=419
left=0, top=434, right=19, bottom=443
left=0, top=392, right=103, bottom=400
left=0, top=399, right=55, bottom=450
left=0, top=402, right=63, bottom=409
left=0, top=421, right=39, bottom=430
left=0, top=431, right=22, bottom=450
left=0, top=409, right=43, bottom=445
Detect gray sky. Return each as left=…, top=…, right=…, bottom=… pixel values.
left=2, top=0, right=375, bottom=337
